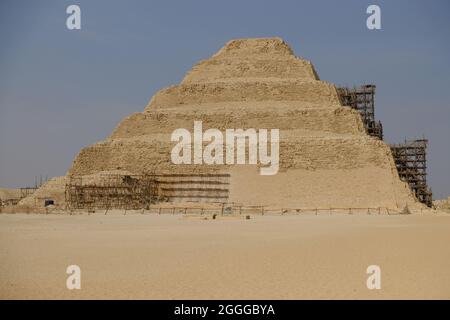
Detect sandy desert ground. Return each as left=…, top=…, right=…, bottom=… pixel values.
left=0, top=212, right=449, bottom=299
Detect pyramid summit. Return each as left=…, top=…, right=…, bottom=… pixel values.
left=54, top=37, right=420, bottom=210
left=180, top=37, right=318, bottom=84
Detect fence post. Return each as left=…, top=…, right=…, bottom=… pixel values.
left=158, top=207, right=161, bottom=215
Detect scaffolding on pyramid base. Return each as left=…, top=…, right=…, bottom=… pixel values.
left=65, top=173, right=160, bottom=211
left=390, top=139, right=432, bottom=207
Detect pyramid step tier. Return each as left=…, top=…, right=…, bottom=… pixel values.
left=145, top=80, right=341, bottom=110
left=113, top=104, right=365, bottom=139
left=69, top=135, right=393, bottom=176
left=182, top=57, right=319, bottom=84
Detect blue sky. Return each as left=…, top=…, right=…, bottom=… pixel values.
left=0, top=0, right=449, bottom=198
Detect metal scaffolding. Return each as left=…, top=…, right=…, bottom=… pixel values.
left=65, top=173, right=231, bottom=210
left=65, top=174, right=160, bottom=210
left=390, top=139, right=432, bottom=207
left=337, top=84, right=383, bottom=140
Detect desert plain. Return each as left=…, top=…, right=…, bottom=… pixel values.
left=1, top=212, right=449, bottom=299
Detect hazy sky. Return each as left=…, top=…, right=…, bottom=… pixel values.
left=0, top=0, right=449, bottom=198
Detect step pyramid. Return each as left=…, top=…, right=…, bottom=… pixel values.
left=67, top=38, right=419, bottom=210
